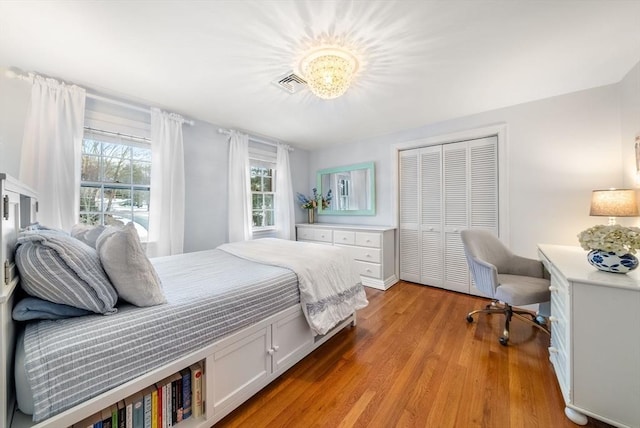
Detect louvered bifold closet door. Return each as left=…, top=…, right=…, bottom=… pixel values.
left=399, top=150, right=420, bottom=282
left=468, top=137, right=499, bottom=296
left=399, top=136, right=498, bottom=293
left=419, top=146, right=443, bottom=287
left=443, top=142, right=470, bottom=293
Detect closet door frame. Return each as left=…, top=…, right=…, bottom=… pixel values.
left=391, top=124, right=509, bottom=284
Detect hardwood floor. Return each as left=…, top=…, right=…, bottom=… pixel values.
left=214, top=281, right=612, bottom=428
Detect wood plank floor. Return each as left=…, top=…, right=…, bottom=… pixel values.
left=214, top=281, right=612, bottom=428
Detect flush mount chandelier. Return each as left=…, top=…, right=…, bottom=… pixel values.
left=299, top=47, right=359, bottom=100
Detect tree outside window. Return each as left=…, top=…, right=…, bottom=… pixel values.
left=80, top=136, right=151, bottom=240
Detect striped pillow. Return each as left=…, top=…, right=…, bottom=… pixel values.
left=15, top=230, right=118, bottom=314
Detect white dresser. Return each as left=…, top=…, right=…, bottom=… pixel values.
left=538, top=244, right=640, bottom=428
left=296, top=224, right=398, bottom=290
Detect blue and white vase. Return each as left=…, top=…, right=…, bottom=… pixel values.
left=587, top=249, right=639, bottom=274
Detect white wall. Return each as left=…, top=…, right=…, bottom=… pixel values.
left=0, top=70, right=311, bottom=252
left=309, top=83, right=625, bottom=258
left=621, top=60, right=640, bottom=189
left=182, top=123, right=311, bottom=252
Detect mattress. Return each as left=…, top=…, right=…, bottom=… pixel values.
left=17, top=249, right=299, bottom=422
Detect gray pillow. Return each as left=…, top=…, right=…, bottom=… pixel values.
left=13, top=296, right=92, bottom=321
left=70, top=223, right=106, bottom=249
left=96, top=223, right=166, bottom=307
left=15, top=230, right=118, bottom=314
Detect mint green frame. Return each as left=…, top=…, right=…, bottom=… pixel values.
left=317, top=161, right=376, bottom=216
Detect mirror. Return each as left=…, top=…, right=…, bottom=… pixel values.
left=317, top=162, right=375, bottom=215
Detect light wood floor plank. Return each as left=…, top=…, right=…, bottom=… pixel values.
left=214, top=281, right=612, bottom=428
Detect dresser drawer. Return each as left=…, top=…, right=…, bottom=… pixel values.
left=313, top=229, right=333, bottom=243
left=354, top=260, right=382, bottom=279
left=297, top=228, right=315, bottom=241
left=333, top=231, right=355, bottom=245
left=350, top=246, right=381, bottom=264
left=355, top=232, right=381, bottom=248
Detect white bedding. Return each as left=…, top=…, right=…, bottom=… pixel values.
left=217, top=238, right=368, bottom=334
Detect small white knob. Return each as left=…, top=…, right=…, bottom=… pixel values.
left=366, top=254, right=371, bottom=258
left=273, top=345, right=279, bottom=351
left=549, top=286, right=558, bottom=292
left=267, top=348, right=274, bottom=355
left=548, top=316, right=557, bottom=323
left=366, top=269, right=372, bottom=273
left=548, top=347, right=558, bottom=354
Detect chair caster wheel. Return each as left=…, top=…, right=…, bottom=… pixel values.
left=466, top=315, right=474, bottom=323
left=499, top=337, right=509, bottom=346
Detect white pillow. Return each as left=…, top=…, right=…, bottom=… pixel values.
left=96, top=223, right=166, bottom=307
left=71, top=223, right=106, bottom=249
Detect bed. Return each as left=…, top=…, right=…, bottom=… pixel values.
left=0, top=174, right=368, bottom=428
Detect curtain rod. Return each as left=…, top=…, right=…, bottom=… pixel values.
left=5, top=69, right=194, bottom=126
left=217, top=128, right=293, bottom=151
left=88, top=94, right=195, bottom=126
left=84, top=126, right=151, bottom=143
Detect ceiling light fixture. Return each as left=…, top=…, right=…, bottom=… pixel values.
left=299, top=48, right=359, bottom=100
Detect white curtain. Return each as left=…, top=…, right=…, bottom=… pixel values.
left=19, top=74, right=86, bottom=231
left=228, top=131, right=253, bottom=242
left=148, top=108, right=185, bottom=257
left=275, top=143, right=295, bottom=240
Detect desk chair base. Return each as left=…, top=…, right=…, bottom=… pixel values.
left=466, top=300, right=549, bottom=346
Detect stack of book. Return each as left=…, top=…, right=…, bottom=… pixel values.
left=72, top=362, right=204, bottom=428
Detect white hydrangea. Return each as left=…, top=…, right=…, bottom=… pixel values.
left=577, top=224, right=640, bottom=255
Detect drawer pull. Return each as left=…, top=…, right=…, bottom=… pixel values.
left=342, top=237, right=347, bottom=240
left=548, top=347, right=558, bottom=354
left=548, top=316, right=557, bottom=323
left=366, top=268, right=372, bottom=273
left=366, top=254, right=371, bottom=258
left=549, top=286, right=558, bottom=292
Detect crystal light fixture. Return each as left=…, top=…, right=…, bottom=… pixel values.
left=299, top=48, right=359, bottom=100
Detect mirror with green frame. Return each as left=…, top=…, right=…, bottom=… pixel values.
left=317, top=162, right=375, bottom=216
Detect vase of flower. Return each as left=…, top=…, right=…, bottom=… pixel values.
left=297, top=188, right=332, bottom=224
left=578, top=224, right=640, bottom=274
left=587, top=249, right=639, bottom=273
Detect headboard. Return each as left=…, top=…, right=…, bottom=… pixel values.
left=1, top=173, right=38, bottom=428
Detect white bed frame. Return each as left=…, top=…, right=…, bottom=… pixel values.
left=0, top=173, right=356, bottom=428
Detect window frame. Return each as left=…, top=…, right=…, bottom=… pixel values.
left=250, top=162, right=276, bottom=232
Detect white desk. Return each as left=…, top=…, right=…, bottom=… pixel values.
left=538, top=244, right=640, bottom=428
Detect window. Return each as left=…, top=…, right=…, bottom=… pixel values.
left=251, top=165, right=275, bottom=229
left=79, top=130, right=151, bottom=240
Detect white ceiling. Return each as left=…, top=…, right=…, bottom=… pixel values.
left=1, top=1, right=640, bottom=150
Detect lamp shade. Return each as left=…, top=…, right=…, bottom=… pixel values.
left=590, top=189, right=639, bottom=217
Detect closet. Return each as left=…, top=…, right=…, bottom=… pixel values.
left=399, top=136, right=498, bottom=295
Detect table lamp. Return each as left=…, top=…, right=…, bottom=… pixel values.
left=589, top=188, right=639, bottom=225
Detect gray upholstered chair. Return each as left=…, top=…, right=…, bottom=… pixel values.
left=460, top=229, right=550, bottom=345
